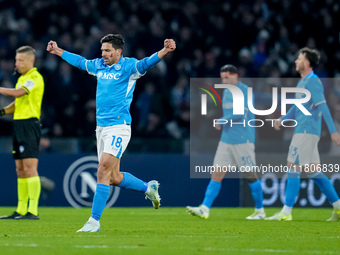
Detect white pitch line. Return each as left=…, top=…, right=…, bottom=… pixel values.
left=74, top=245, right=109, bottom=249
left=73, top=245, right=143, bottom=249
left=117, top=245, right=144, bottom=249
left=3, top=243, right=51, bottom=247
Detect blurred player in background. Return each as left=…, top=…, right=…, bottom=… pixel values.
left=187, top=65, right=265, bottom=220
left=47, top=34, right=176, bottom=232
left=266, top=47, right=340, bottom=221
left=0, top=46, right=44, bottom=220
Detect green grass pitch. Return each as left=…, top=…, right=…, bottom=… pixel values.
left=0, top=207, right=339, bottom=255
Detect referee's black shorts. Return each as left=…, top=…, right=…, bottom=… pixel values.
left=13, top=118, right=41, bottom=159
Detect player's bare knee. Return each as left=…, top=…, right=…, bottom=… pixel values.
left=97, top=166, right=110, bottom=179
left=245, top=172, right=258, bottom=183
left=211, top=177, right=223, bottom=182
left=98, top=159, right=110, bottom=170
left=97, top=166, right=112, bottom=184
left=110, top=177, right=120, bottom=186
left=211, top=171, right=225, bottom=182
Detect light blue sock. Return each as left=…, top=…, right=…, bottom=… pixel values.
left=91, top=184, right=111, bottom=221
left=285, top=169, right=301, bottom=207
left=118, top=172, right=148, bottom=193
left=308, top=172, right=339, bottom=203
left=249, top=179, right=263, bottom=209
left=202, top=180, right=222, bottom=209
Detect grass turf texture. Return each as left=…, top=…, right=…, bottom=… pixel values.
left=0, top=207, right=339, bottom=255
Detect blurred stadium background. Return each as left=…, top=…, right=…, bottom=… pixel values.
left=0, top=0, right=340, bottom=208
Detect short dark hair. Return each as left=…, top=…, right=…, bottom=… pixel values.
left=220, top=64, right=238, bottom=74
left=299, top=47, right=320, bottom=68
left=16, top=46, right=35, bottom=56
left=100, top=34, right=125, bottom=50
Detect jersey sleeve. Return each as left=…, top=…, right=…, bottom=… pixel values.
left=136, top=52, right=162, bottom=74
left=21, top=79, right=35, bottom=94
left=20, top=72, right=42, bottom=94
left=317, top=103, right=337, bottom=134
left=306, top=78, right=326, bottom=106
left=62, top=51, right=99, bottom=76
left=124, top=58, right=144, bottom=80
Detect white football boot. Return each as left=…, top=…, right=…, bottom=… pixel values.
left=246, top=210, right=266, bottom=220
left=186, top=205, right=210, bottom=219
left=145, top=180, right=161, bottom=209
left=326, top=210, right=340, bottom=222
left=265, top=212, right=292, bottom=221
left=77, top=217, right=100, bottom=232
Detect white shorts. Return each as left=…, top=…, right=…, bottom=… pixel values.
left=287, top=133, right=320, bottom=166
left=213, top=141, right=256, bottom=168
left=96, top=124, right=131, bottom=160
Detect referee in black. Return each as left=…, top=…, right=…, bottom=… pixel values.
left=0, top=46, right=44, bottom=220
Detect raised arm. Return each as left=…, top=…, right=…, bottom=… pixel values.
left=136, top=39, right=176, bottom=74
left=46, top=41, right=92, bottom=72
left=157, top=39, right=176, bottom=59
left=46, top=41, right=65, bottom=57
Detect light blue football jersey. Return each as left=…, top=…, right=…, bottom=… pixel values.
left=294, top=71, right=326, bottom=136
left=220, top=81, right=255, bottom=144
left=62, top=51, right=160, bottom=126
